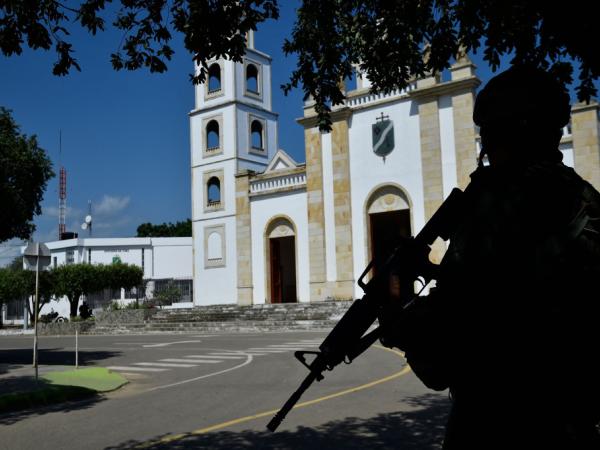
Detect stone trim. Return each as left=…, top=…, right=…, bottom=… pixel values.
left=410, top=76, right=481, bottom=102
left=304, top=128, right=328, bottom=300
left=235, top=173, right=253, bottom=305
left=204, top=60, right=225, bottom=101
left=572, top=102, right=600, bottom=191
left=363, top=183, right=414, bottom=272
left=204, top=224, right=226, bottom=268
left=248, top=114, right=267, bottom=155
left=297, top=108, right=352, bottom=129
left=331, top=119, right=355, bottom=299
left=202, top=114, right=224, bottom=158
left=452, top=90, right=479, bottom=189
left=263, top=216, right=299, bottom=304
left=418, top=97, right=446, bottom=264
left=203, top=169, right=225, bottom=213
left=243, top=58, right=263, bottom=101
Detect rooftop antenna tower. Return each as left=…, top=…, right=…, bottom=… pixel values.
left=58, top=130, right=67, bottom=240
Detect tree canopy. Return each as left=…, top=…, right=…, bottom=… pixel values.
left=0, top=108, right=54, bottom=242
left=1, top=1, right=598, bottom=129
left=136, top=219, right=191, bottom=237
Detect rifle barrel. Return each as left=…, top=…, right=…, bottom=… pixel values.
left=267, top=367, right=320, bottom=432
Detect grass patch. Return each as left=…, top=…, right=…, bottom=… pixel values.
left=42, top=367, right=128, bottom=392
left=0, top=368, right=128, bottom=414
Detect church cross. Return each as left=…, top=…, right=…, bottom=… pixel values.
left=376, top=112, right=390, bottom=122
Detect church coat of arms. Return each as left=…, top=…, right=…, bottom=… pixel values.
left=372, top=113, right=395, bottom=159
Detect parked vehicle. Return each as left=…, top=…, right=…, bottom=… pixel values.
left=40, top=310, right=68, bottom=323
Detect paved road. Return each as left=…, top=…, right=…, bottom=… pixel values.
left=0, top=332, right=450, bottom=449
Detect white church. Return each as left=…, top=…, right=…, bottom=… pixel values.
left=191, top=33, right=600, bottom=307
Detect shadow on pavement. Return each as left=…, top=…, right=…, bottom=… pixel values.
left=106, top=393, right=450, bottom=450
left=0, top=348, right=122, bottom=424
left=0, top=377, right=105, bottom=426
left=0, top=348, right=121, bottom=375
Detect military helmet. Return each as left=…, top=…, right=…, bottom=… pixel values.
left=473, top=65, right=571, bottom=130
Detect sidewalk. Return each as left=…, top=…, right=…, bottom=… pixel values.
left=0, top=329, right=34, bottom=336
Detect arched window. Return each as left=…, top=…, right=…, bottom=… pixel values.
left=208, top=64, right=221, bottom=93
left=206, top=120, right=220, bottom=150
left=207, top=177, right=221, bottom=205
left=251, top=120, right=263, bottom=150
left=246, top=64, right=259, bottom=94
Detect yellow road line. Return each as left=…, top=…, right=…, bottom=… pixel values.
left=136, top=346, right=409, bottom=448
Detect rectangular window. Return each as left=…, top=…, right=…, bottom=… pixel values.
left=66, top=250, right=75, bottom=265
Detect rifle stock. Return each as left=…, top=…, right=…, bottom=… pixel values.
left=266, top=187, right=464, bottom=432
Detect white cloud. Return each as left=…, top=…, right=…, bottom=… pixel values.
left=94, top=195, right=130, bottom=216
left=43, top=205, right=81, bottom=218
left=0, top=238, right=26, bottom=267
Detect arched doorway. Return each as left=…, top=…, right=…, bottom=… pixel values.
left=366, top=185, right=412, bottom=269
left=266, top=218, right=297, bottom=303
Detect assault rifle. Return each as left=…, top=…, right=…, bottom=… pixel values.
left=266, top=187, right=465, bottom=432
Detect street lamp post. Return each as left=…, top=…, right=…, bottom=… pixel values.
left=23, top=242, right=51, bottom=381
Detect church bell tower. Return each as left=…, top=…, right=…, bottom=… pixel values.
left=190, top=31, right=279, bottom=305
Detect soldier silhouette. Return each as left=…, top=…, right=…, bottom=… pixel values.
left=382, top=65, right=600, bottom=449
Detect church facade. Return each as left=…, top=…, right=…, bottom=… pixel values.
left=190, top=38, right=600, bottom=306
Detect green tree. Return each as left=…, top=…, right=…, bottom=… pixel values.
left=52, top=264, right=102, bottom=318
left=136, top=219, right=191, bottom=237
left=23, top=269, right=57, bottom=323
left=153, top=284, right=181, bottom=308
left=1, top=2, right=598, bottom=130
left=0, top=108, right=54, bottom=242
left=104, top=262, right=144, bottom=293
left=0, top=263, right=55, bottom=325
left=0, top=267, right=25, bottom=328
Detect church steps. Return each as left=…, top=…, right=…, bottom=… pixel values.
left=74, top=301, right=354, bottom=335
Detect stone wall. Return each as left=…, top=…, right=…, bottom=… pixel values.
left=95, top=309, right=157, bottom=324
left=38, top=320, right=96, bottom=336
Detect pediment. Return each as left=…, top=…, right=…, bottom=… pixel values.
left=264, top=149, right=299, bottom=173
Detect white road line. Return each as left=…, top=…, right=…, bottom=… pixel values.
left=185, top=355, right=243, bottom=360
left=265, top=346, right=310, bottom=350
left=134, top=362, right=199, bottom=368
left=107, top=366, right=168, bottom=372
left=206, top=352, right=246, bottom=357
left=245, top=348, right=290, bottom=352
left=143, top=340, right=203, bottom=348
left=243, top=353, right=268, bottom=356
left=160, top=358, right=221, bottom=364
left=281, top=343, right=320, bottom=346
left=149, top=354, right=254, bottom=391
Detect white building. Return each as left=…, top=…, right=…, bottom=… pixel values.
left=192, top=34, right=600, bottom=307
left=2, top=237, right=192, bottom=324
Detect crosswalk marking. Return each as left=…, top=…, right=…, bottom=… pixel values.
left=160, top=358, right=221, bottom=364
left=108, top=366, right=168, bottom=372
left=134, top=362, right=199, bottom=368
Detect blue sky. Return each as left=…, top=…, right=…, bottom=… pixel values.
left=0, top=2, right=596, bottom=264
